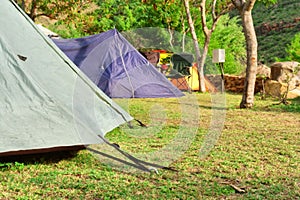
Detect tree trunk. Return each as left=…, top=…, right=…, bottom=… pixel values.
left=197, top=0, right=229, bottom=93
left=29, top=0, right=37, bottom=21
left=183, top=0, right=206, bottom=92
left=181, top=17, right=189, bottom=52
left=239, top=9, right=258, bottom=108
left=21, top=0, right=25, bottom=10
left=198, top=32, right=212, bottom=91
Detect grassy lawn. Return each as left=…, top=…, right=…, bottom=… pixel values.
left=0, top=93, right=299, bottom=199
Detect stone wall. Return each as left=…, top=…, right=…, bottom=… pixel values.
left=206, top=75, right=265, bottom=93
left=205, top=74, right=299, bottom=97
left=205, top=62, right=300, bottom=99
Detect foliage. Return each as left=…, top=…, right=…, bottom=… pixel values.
left=18, top=0, right=294, bottom=72
left=278, top=96, right=300, bottom=112
left=91, top=0, right=138, bottom=32
left=14, top=0, right=99, bottom=38
left=51, top=0, right=188, bottom=39
left=258, top=29, right=297, bottom=64
left=252, top=0, right=300, bottom=64
left=254, top=0, right=299, bottom=24
left=207, top=15, right=246, bottom=75
left=274, top=32, right=300, bottom=63
left=285, top=32, right=300, bottom=62
left=91, top=0, right=185, bottom=32
left=181, top=3, right=246, bottom=75
left=15, top=0, right=92, bottom=22
left=230, top=0, right=300, bottom=65
left=17, top=0, right=246, bottom=74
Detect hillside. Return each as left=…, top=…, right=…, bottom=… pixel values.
left=253, top=0, right=300, bottom=64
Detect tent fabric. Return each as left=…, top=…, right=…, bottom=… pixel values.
left=0, top=0, right=133, bottom=155
left=36, top=24, right=60, bottom=39
left=52, top=29, right=184, bottom=98
left=171, top=53, right=194, bottom=75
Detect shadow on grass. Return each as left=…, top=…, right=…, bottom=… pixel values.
left=267, top=96, right=300, bottom=113
left=0, top=148, right=82, bottom=167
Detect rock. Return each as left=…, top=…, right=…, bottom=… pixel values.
left=265, top=80, right=300, bottom=99
left=270, top=61, right=299, bottom=88
left=265, top=80, right=288, bottom=98
left=288, top=88, right=300, bottom=99
left=256, top=64, right=271, bottom=78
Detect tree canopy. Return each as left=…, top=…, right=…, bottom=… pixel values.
left=22, top=1, right=300, bottom=84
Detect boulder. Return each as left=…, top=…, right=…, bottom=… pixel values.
left=270, top=61, right=299, bottom=88
left=265, top=79, right=300, bottom=99
left=288, top=88, right=300, bottom=99
left=265, top=80, right=288, bottom=98
left=256, top=64, right=271, bottom=78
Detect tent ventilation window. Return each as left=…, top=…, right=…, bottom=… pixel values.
left=17, top=54, right=27, bottom=61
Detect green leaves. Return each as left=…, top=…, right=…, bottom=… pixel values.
left=286, top=32, right=300, bottom=62
left=0, top=162, right=25, bottom=171
left=208, top=15, right=246, bottom=74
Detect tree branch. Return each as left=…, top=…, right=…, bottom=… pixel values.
left=211, top=16, right=221, bottom=32
left=212, top=0, right=217, bottom=20
left=244, top=0, right=257, bottom=11
left=200, top=0, right=209, bottom=36
left=29, top=0, right=37, bottom=20
left=231, top=0, right=243, bottom=10
left=218, top=3, right=235, bottom=15
left=35, top=13, right=57, bottom=20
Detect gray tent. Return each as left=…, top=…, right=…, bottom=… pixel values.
left=0, top=0, right=133, bottom=156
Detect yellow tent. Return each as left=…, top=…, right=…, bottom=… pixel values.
left=159, top=53, right=215, bottom=92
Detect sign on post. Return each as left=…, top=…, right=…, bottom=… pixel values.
left=212, top=49, right=225, bottom=63
left=212, top=49, right=225, bottom=93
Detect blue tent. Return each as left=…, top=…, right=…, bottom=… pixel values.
left=53, top=29, right=184, bottom=98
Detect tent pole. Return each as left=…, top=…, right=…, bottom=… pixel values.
left=117, top=43, right=135, bottom=98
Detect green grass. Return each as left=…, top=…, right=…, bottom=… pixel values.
left=0, top=93, right=299, bottom=199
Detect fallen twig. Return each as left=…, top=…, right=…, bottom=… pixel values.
left=229, top=184, right=246, bottom=193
